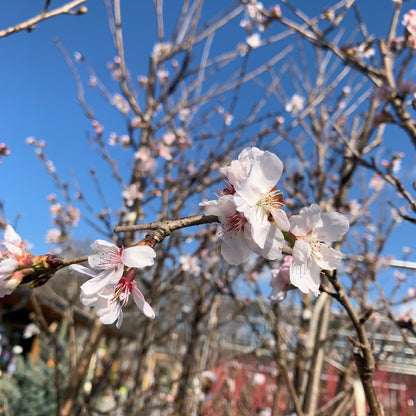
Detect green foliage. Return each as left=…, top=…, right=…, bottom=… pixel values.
left=0, top=357, right=57, bottom=416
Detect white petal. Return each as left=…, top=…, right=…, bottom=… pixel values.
left=314, top=212, right=350, bottom=242
left=0, top=257, right=18, bottom=274
left=271, top=208, right=290, bottom=231
left=313, top=243, right=342, bottom=270
left=69, top=264, right=99, bottom=279
left=131, top=286, right=155, bottom=319
left=80, top=291, right=99, bottom=307
left=289, top=260, right=320, bottom=295
left=247, top=206, right=270, bottom=249
left=290, top=204, right=322, bottom=236
left=97, top=302, right=120, bottom=325
left=4, top=225, right=22, bottom=247
left=121, top=245, right=156, bottom=268
left=201, top=196, right=237, bottom=223
left=89, top=240, right=121, bottom=270
left=221, top=234, right=251, bottom=265
left=116, top=312, right=124, bottom=329
left=235, top=151, right=283, bottom=204
left=80, top=267, right=122, bottom=295
left=220, top=159, right=248, bottom=185
left=0, top=277, right=19, bottom=297
left=248, top=224, right=284, bottom=260
left=292, top=239, right=311, bottom=264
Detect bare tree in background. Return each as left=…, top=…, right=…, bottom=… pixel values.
left=1, top=1, right=416, bottom=416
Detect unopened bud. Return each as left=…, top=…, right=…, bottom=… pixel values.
left=77, top=6, right=88, bottom=15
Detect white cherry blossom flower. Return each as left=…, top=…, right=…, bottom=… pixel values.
left=269, top=255, right=294, bottom=302
left=0, top=225, right=26, bottom=297
left=201, top=195, right=283, bottom=265
left=289, top=204, right=349, bottom=295
left=0, top=257, right=20, bottom=297
left=225, top=147, right=290, bottom=249
left=246, top=33, right=261, bottom=48
left=285, top=94, right=305, bottom=115
left=74, top=240, right=156, bottom=296
left=72, top=266, right=155, bottom=328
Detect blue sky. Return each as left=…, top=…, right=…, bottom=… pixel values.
left=0, top=0, right=415, bottom=267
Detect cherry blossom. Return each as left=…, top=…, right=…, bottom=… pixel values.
left=403, top=9, right=416, bottom=35
left=70, top=239, right=156, bottom=296
left=0, top=225, right=26, bottom=296
left=289, top=204, right=349, bottom=295
left=269, top=255, right=294, bottom=302
left=201, top=195, right=283, bottom=265
left=285, top=94, right=305, bottom=115
left=73, top=267, right=155, bottom=328
left=223, top=147, right=290, bottom=247
left=246, top=33, right=261, bottom=48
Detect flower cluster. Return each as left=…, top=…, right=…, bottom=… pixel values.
left=69, top=240, right=156, bottom=328
left=201, top=147, right=349, bottom=299
left=0, top=225, right=61, bottom=296
left=0, top=225, right=28, bottom=296
left=403, top=9, right=416, bottom=48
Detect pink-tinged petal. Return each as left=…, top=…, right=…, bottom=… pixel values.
left=200, top=196, right=236, bottom=223
left=121, top=245, right=156, bottom=268
left=131, top=286, right=155, bottom=319
left=80, top=266, right=123, bottom=295
left=220, top=159, right=248, bottom=185
left=0, top=257, right=18, bottom=273
left=269, top=266, right=291, bottom=303
left=221, top=234, right=251, bottom=265
left=314, top=212, right=350, bottom=242
left=89, top=240, right=121, bottom=270
left=290, top=204, right=322, bottom=236
left=271, top=208, right=290, bottom=231
left=292, top=239, right=311, bottom=264
left=289, top=259, right=320, bottom=295
left=235, top=151, right=283, bottom=204
left=313, top=244, right=342, bottom=270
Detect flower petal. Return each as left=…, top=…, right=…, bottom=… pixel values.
left=247, top=206, right=270, bottom=249
left=89, top=240, right=121, bottom=270
left=248, top=224, right=284, bottom=261
left=69, top=264, right=99, bottom=279
left=97, top=301, right=120, bottom=325
left=290, top=204, right=322, bottom=237
left=200, top=195, right=236, bottom=223
left=80, top=266, right=123, bottom=296
left=121, top=245, right=156, bottom=268
left=289, top=259, right=320, bottom=295
left=235, top=150, right=283, bottom=204
left=314, top=212, right=350, bottom=242
left=292, top=239, right=311, bottom=264
left=221, top=233, right=251, bottom=266
left=3, top=225, right=24, bottom=257
left=271, top=208, right=290, bottom=231
left=313, top=243, right=342, bottom=270
left=0, top=257, right=18, bottom=274
left=131, top=286, right=155, bottom=319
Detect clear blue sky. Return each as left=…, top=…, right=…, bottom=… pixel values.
left=0, top=0, right=414, bottom=263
